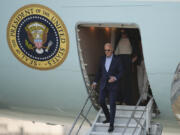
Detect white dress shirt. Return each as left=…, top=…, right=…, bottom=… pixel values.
left=105, top=55, right=113, bottom=72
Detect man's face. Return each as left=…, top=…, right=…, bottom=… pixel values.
left=104, top=45, right=113, bottom=57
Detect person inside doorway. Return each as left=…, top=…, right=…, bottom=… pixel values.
left=115, top=29, right=138, bottom=105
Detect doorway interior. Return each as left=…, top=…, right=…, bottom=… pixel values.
left=76, top=23, right=152, bottom=110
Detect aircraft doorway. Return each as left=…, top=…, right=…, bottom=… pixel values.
left=76, top=23, right=152, bottom=110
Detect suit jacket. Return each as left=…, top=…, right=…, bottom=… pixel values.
left=94, top=55, right=123, bottom=90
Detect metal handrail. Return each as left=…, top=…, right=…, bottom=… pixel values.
left=146, top=97, right=154, bottom=134
left=122, top=96, right=143, bottom=135
left=132, top=106, right=147, bottom=135
left=76, top=104, right=93, bottom=135
left=68, top=89, right=94, bottom=135
left=81, top=114, right=92, bottom=126
left=122, top=94, right=152, bottom=135
left=132, top=95, right=153, bottom=133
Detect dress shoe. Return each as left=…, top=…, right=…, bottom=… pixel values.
left=116, top=101, right=121, bottom=105
left=102, top=119, right=110, bottom=124
left=122, top=102, right=127, bottom=105
left=108, top=125, right=114, bottom=132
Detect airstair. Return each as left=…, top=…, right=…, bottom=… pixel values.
left=89, top=104, right=150, bottom=135
left=68, top=91, right=162, bottom=135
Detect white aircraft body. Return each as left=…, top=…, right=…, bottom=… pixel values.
left=0, top=0, right=180, bottom=134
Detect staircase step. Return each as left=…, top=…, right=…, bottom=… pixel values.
left=99, top=111, right=145, bottom=119
left=90, top=132, right=141, bottom=135
left=110, top=105, right=146, bottom=111
left=98, top=116, right=145, bottom=125
left=93, top=120, right=145, bottom=129
left=90, top=126, right=141, bottom=135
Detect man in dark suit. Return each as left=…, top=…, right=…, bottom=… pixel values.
left=91, top=43, right=123, bottom=132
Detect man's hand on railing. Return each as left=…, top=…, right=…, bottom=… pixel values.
left=91, top=82, right=97, bottom=90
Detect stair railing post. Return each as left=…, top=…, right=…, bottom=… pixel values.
left=68, top=89, right=94, bottom=135
left=146, top=97, right=153, bottom=134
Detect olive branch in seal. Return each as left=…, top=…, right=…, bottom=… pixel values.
left=25, top=39, right=35, bottom=50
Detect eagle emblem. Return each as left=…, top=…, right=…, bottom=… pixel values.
left=25, top=22, right=53, bottom=54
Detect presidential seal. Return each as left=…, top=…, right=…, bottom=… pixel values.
left=7, top=4, right=69, bottom=70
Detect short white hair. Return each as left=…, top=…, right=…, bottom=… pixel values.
left=104, top=43, right=113, bottom=50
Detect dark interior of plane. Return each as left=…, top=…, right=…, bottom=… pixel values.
left=77, top=24, right=152, bottom=109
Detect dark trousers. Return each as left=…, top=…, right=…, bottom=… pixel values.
left=99, top=84, right=117, bottom=126
left=118, top=55, right=133, bottom=105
